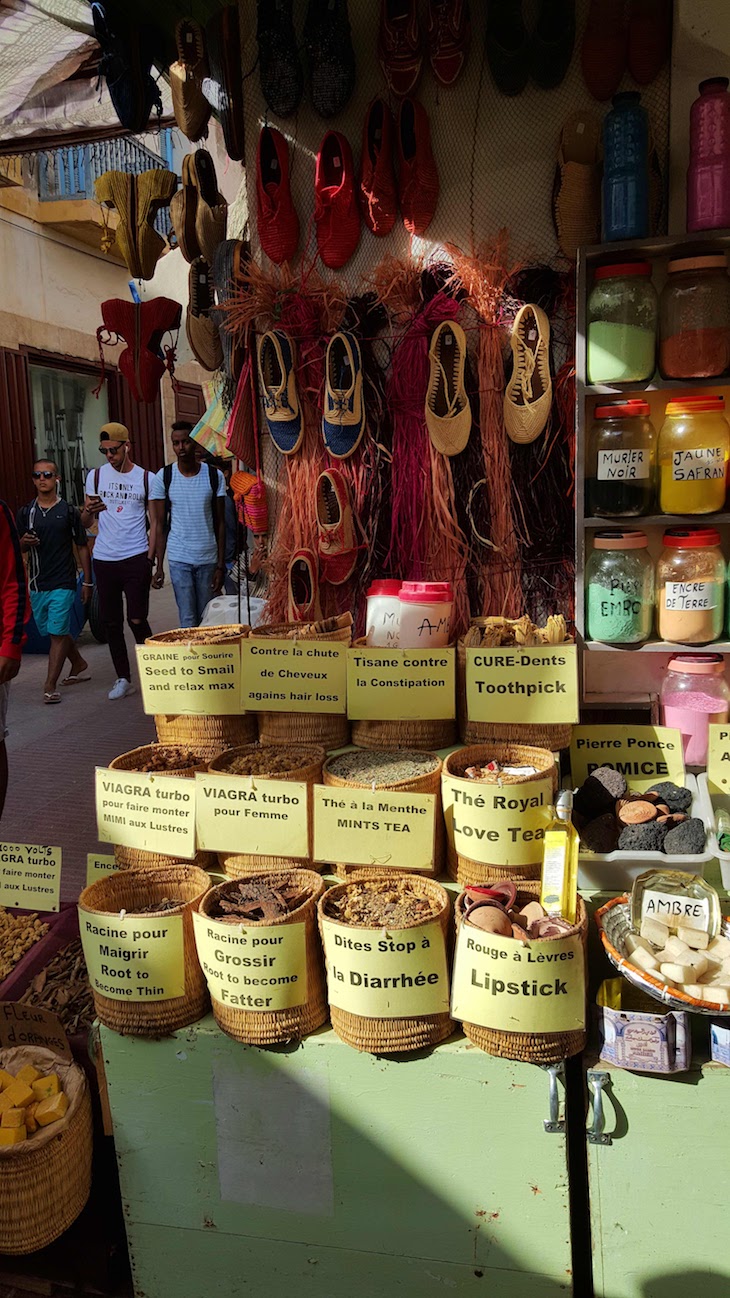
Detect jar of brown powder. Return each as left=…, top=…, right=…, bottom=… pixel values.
left=656, top=527, right=726, bottom=644
left=659, top=254, right=730, bottom=379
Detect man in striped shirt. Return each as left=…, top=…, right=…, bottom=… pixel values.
left=0, top=501, right=30, bottom=818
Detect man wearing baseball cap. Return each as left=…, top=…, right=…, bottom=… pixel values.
left=81, top=424, right=156, bottom=700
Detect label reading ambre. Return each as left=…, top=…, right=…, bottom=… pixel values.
left=441, top=775, right=553, bottom=867
left=570, top=725, right=685, bottom=791
left=313, top=786, right=436, bottom=870
left=451, top=926, right=586, bottom=1033
left=465, top=645, right=579, bottom=726
left=346, top=648, right=455, bottom=721
left=241, top=639, right=347, bottom=714
left=136, top=642, right=242, bottom=716
left=95, top=769, right=196, bottom=860
left=86, top=854, right=117, bottom=887
left=192, top=911, right=307, bottom=1010
left=597, top=449, right=649, bottom=481
left=0, top=844, right=61, bottom=911
left=320, top=918, right=449, bottom=1017
left=641, top=889, right=709, bottom=933
left=195, top=775, right=309, bottom=857
left=78, top=910, right=185, bottom=1001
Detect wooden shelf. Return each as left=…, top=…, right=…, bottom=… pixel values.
left=584, top=639, right=730, bottom=653
left=585, top=375, right=730, bottom=394
left=584, top=514, right=730, bottom=527
left=584, top=229, right=730, bottom=262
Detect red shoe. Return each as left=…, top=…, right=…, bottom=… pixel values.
left=378, top=0, right=423, bottom=98
left=628, top=0, right=672, bottom=86
left=397, top=97, right=439, bottom=236
left=315, top=131, right=360, bottom=269
left=360, top=98, right=397, bottom=237
left=256, top=125, right=300, bottom=265
left=427, top=0, right=471, bottom=87
left=581, top=0, right=627, bottom=102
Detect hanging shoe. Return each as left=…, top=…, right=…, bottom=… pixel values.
left=427, top=0, right=471, bottom=88
left=257, top=0, right=304, bottom=118
left=503, top=304, right=552, bottom=445
left=169, top=19, right=211, bottom=142
left=98, top=298, right=181, bottom=403
left=378, top=0, right=423, bottom=98
left=190, top=148, right=228, bottom=265
left=95, top=168, right=177, bottom=280
left=425, top=321, right=471, bottom=456
left=552, top=111, right=601, bottom=260
left=288, top=549, right=322, bottom=622
left=258, top=330, right=303, bottom=455
left=315, top=131, right=361, bottom=270
left=485, top=0, right=529, bottom=96
left=397, top=98, right=439, bottom=236
left=187, top=259, right=224, bottom=372
left=169, top=153, right=201, bottom=263
left=628, top=0, right=672, bottom=86
left=304, top=0, right=356, bottom=119
left=92, top=4, right=162, bottom=133
left=360, top=98, right=397, bottom=237
left=204, top=5, right=245, bottom=161
left=530, top=0, right=575, bottom=90
left=323, top=332, right=366, bottom=459
left=257, top=126, right=300, bottom=265
left=212, top=239, right=249, bottom=384
left=581, top=0, right=627, bottom=102
left=316, top=469, right=358, bottom=585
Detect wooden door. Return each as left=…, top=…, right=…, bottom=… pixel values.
left=0, top=348, right=34, bottom=513
left=174, top=380, right=206, bottom=425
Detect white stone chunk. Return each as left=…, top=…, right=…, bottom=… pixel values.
left=678, top=925, right=709, bottom=950
left=640, top=917, right=670, bottom=947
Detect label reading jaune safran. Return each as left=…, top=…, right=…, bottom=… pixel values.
left=192, top=911, right=307, bottom=1010
left=451, top=927, right=586, bottom=1033
left=320, top=919, right=449, bottom=1017
left=95, top=769, right=196, bottom=860
left=78, top=910, right=185, bottom=1002
left=136, top=642, right=242, bottom=716
left=441, top=776, right=553, bottom=867
left=465, top=645, right=579, bottom=726
left=346, top=648, right=455, bottom=721
left=241, top=639, right=347, bottom=714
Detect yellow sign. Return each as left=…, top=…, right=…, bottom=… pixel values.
left=442, top=775, right=553, bottom=867
left=313, top=787, right=436, bottom=870
left=192, top=911, right=307, bottom=1010
left=320, top=918, right=449, bottom=1017
left=242, top=639, right=347, bottom=714
left=570, top=726, right=685, bottom=791
left=451, top=925, right=586, bottom=1032
left=136, top=642, right=242, bottom=716
left=86, top=854, right=117, bottom=887
left=465, top=645, right=579, bottom=726
left=78, top=909, right=185, bottom=1001
left=95, top=769, right=196, bottom=860
left=195, top=775, right=309, bottom=857
left=0, top=844, right=61, bottom=911
left=346, top=648, right=455, bottom=721
left=707, top=725, right=730, bottom=792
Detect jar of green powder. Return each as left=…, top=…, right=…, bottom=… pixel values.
left=587, top=262, right=658, bottom=384
left=586, top=530, right=655, bottom=644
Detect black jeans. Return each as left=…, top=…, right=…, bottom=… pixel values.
left=93, top=551, right=152, bottom=680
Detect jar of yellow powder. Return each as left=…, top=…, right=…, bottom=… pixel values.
left=657, top=527, right=725, bottom=644
left=658, top=394, right=730, bottom=514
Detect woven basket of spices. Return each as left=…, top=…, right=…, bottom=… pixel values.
left=147, top=625, right=258, bottom=749
left=453, top=882, right=587, bottom=1065
left=109, top=745, right=217, bottom=872
left=196, top=870, right=327, bottom=1044
left=0, top=1046, right=92, bottom=1255
left=456, top=640, right=572, bottom=750
left=443, top=744, right=557, bottom=883
left=208, top=743, right=326, bottom=873
left=251, top=616, right=352, bottom=749
left=323, top=749, right=444, bottom=878
left=318, top=875, right=453, bottom=1053
left=77, top=865, right=210, bottom=1036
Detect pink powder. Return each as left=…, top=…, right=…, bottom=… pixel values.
left=662, top=692, right=729, bottom=766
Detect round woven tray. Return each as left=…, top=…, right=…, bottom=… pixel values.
left=208, top=743, right=326, bottom=872
left=322, top=751, right=444, bottom=878
left=456, top=640, right=572, bottom=749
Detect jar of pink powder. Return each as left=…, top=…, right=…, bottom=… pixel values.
left=660, top=653, right=730, bottom=766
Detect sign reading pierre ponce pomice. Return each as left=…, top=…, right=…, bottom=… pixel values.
left=195, top=775, right=309, bottom=857
left=320, top=918, right=449, bottom=1017
left=570, top=725, right=685, bottom=792
left=707, top=724, right=730, bottom=791
left=241, top=639, right=347, bottom=713
left=0, top=844, right=62, bottom=911
left=78, top=910, right=185, bottom=1001
left=95, top=769, right=196, bottom=859
left=135, top=642, right=242, bottom=715
left=441, top=776, right=554, bottom=867
left=465, top=645, right=579, bottom=726
left=451, top=926, right=586, bottom=1033
left=192, top=911, right=307, bottom=1010
left=313, top=786, right=436, bottom=870
left=346, top=648, right=456, bottom=721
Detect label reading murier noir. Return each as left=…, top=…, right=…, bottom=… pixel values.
left=597, top=449, right=650, bottom=481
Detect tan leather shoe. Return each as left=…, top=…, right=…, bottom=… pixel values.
left=170, top=153, right=200, bottom=263
left=170, top=19, right=211, bottom=142
left=95, top=168, right=177, bottom=280
left=190, top=148, right=227, bottom=265
left=504, top=304, right=552, bottom=445
left=425, top=320, right=472, bottom=456
left=186, top=258, right=223, bottom=371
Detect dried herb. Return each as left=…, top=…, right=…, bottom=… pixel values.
left=209, top=879, right=309, bottom=924
left=19, top=939, right=94, bottom=1035
left=0, top=909, right=48, bottom=982
left=134, top=898, right=183, bottom=913
left=323, top=880, right=440, bottom=928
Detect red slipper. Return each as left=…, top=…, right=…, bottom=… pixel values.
left=628, top=0, right=672, bottom=86
left=581, top=0, right=627, bottom=102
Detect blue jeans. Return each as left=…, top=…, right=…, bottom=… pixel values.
left=168, top=561, right=217, bottom=628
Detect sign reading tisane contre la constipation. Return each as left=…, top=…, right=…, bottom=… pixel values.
left=346, top=648, right=455, bottom=720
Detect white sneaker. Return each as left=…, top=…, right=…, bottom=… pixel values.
left=108, top=678, right=135, bottom=701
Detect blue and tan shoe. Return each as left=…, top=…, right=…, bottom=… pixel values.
left=322, top=331, right=365, bottom=459
left=258, top=329, right=303, bottom=455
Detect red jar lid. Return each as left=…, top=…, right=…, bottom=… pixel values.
left=668, top=653, right=726, bottom=675
left=400, top=581, right=453, bottom=603
left=366, top=581, right=402, bottom=597
left=662, top=527, right=722, bottom=548
left=594, top=261, right=652, bottom=280
left=594, top=399, right=652, bottom=418
left=665, top=395, right=725, bottom=415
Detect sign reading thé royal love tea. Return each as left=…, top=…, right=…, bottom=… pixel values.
left=442, top=776, right=553, bottom=867
left=241, top=639, right=347, bottom=714
left=136, top=641, right=242, bottom=715
left=346, top=647, right=455, bottom=721
left=95, top=769, right=196, bottom=859
left=465, top=645, right=579, bottom=726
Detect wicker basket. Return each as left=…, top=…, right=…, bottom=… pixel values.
left=147, top=625, right=255, bottom=749
left=146, top=626, right=249, bottom=644
left=454, top=883, right=588, bottom=1064
left=108, top=745, right=214, bottom=872
left=350, top=636, right=456, bottom=751
left=208, top=743, right=326, bottom=873
left=318, top=874, right=453, bottom=1053
left=197, top=870, right=328, bottom=1044
left=110, top=744, right=212, bottom=776
left=443, top=743, right=557, bottom=883
left=252, top=618, right=352, bottom=749
left=78, top=865, right=210, bottom=1036
left=456, top=640, right=573, bottom=749
left=0, top=1046, right=93, bottom=1255
left=323, top=751, right=444, bottom=879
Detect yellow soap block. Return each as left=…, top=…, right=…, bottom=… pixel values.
left=15, top=1065, right=41, bottom=1087
left=2, top=1080, right=35, bottom=1110
left=25, top=1104, right=38, bottom=1135
left=31, top=1074, right=60, bottom=1102
left=0, top=1126, right=26, bottom=1145
left=0, top=1069, right=14, bottom=1092
left=1, top=1108, right=25, bottom=1129
left=35, top=1091, right=68, bottom=1127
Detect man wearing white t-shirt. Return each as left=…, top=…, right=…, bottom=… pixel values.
left=81, top=423, right=156, bottom=700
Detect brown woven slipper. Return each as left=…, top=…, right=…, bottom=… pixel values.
left=170, top=19, right=211, bottom=142
left=552, top=112, right=601, bottom=260
left=170, top=153, right=200, bottom=263
left=191, top=148, right=228, bottom=265
left=186, top=258, right=223, bottom=372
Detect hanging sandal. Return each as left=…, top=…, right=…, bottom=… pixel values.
left=190, top=148, right=228, bottom=265
left=95, top=168, right=177, bottom=280
left=186, top=258, right=223, bottom=372
left=504, top=304, right=552, bottom=445
left=287, top=549, right=322, bottom=621
left=552, top=111, right=601, bottom=260
left=170, top=19, right=211, bottom=142
left=61, top=672, right=91, bottom=685
left=43, top=692, right=62, bottom=705
left=425, top=320, right=471, bottom=456
left=316, top=468, right=359, bottom=585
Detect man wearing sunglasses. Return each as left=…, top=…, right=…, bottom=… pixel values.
left=81, top=424, right=154, bottom=701
left=0, top=500, right=29, bottom=818
left=17, top=460, right=91, bottom=703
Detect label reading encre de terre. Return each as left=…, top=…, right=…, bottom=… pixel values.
left=192, top=911, right=307, bottom=1010
left=78, top=911, right=185, bottom=1001
left=464, top=645, right=579, bottom=726
left=441, top=775, right=553, bottom=867
left=313, top=787, right=436, bottom=870
left=346, top=648, right=455, bottom=721
left=0, top=844, right=61, bottom=911
left=570, top=725, right=685, bottom=791
left=320, top=918, right=449, bottom=1017
left=136, top=642, right=243, bottom=716
left=95, top=769, right=197, bottom=860
left=451, top=928, right=586, bottom=1033
left=195, top=775, right=309, bottom=857
left=241, top=640, right=347, bottom=714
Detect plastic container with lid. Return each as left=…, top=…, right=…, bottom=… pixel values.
left=659, top=254, right=730, bottom=379
left=602, top=91, right=650, bottom=242
left=398, top=581, right=453, bottom=649
left=366, top=580, right=402, bottom=647
left=586, top=400, right=657, bottom=517
left=587, top=262, right=657, bottom=385
left=660, top=653, right=730, bottom=766
left=658, top=394, right=730, bottom=514
left=687, top=77, right=730, bottom=233
left=585, top=531, right=654, bottom=645
left=656, top=528, right=726, bottom=645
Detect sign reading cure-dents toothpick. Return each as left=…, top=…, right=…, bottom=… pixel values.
left=465, top=644, right=579, bottom=726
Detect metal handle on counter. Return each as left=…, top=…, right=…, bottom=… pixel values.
left=543, top=1062, right=565, bottom=1133
left=587, top=1069, right=612, bottom=1145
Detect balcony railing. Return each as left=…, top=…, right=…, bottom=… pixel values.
left=38, top=130, right=176, bottom=237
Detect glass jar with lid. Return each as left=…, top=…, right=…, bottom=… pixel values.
left=585, top=530, right=654, bottom=644
left=658, top=394, right=730, bottom=514
left=656, top=527, right=725, bottom=644
left=587, top=262, right=657, bottom=384
left=660, top=653, right=730, bottom=766
left=586, top=400, right=657, bottom=516
left=659, top=253, right=730, bottom=379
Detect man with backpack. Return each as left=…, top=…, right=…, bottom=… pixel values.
left=149, top=422, right=226, bottom=627
left=80, top=423, right=154, bottom=700
left=0, top=500, right=29, bottom=818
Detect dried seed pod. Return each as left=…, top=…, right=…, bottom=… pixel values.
left=616, top=799, right=658, bottom=826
